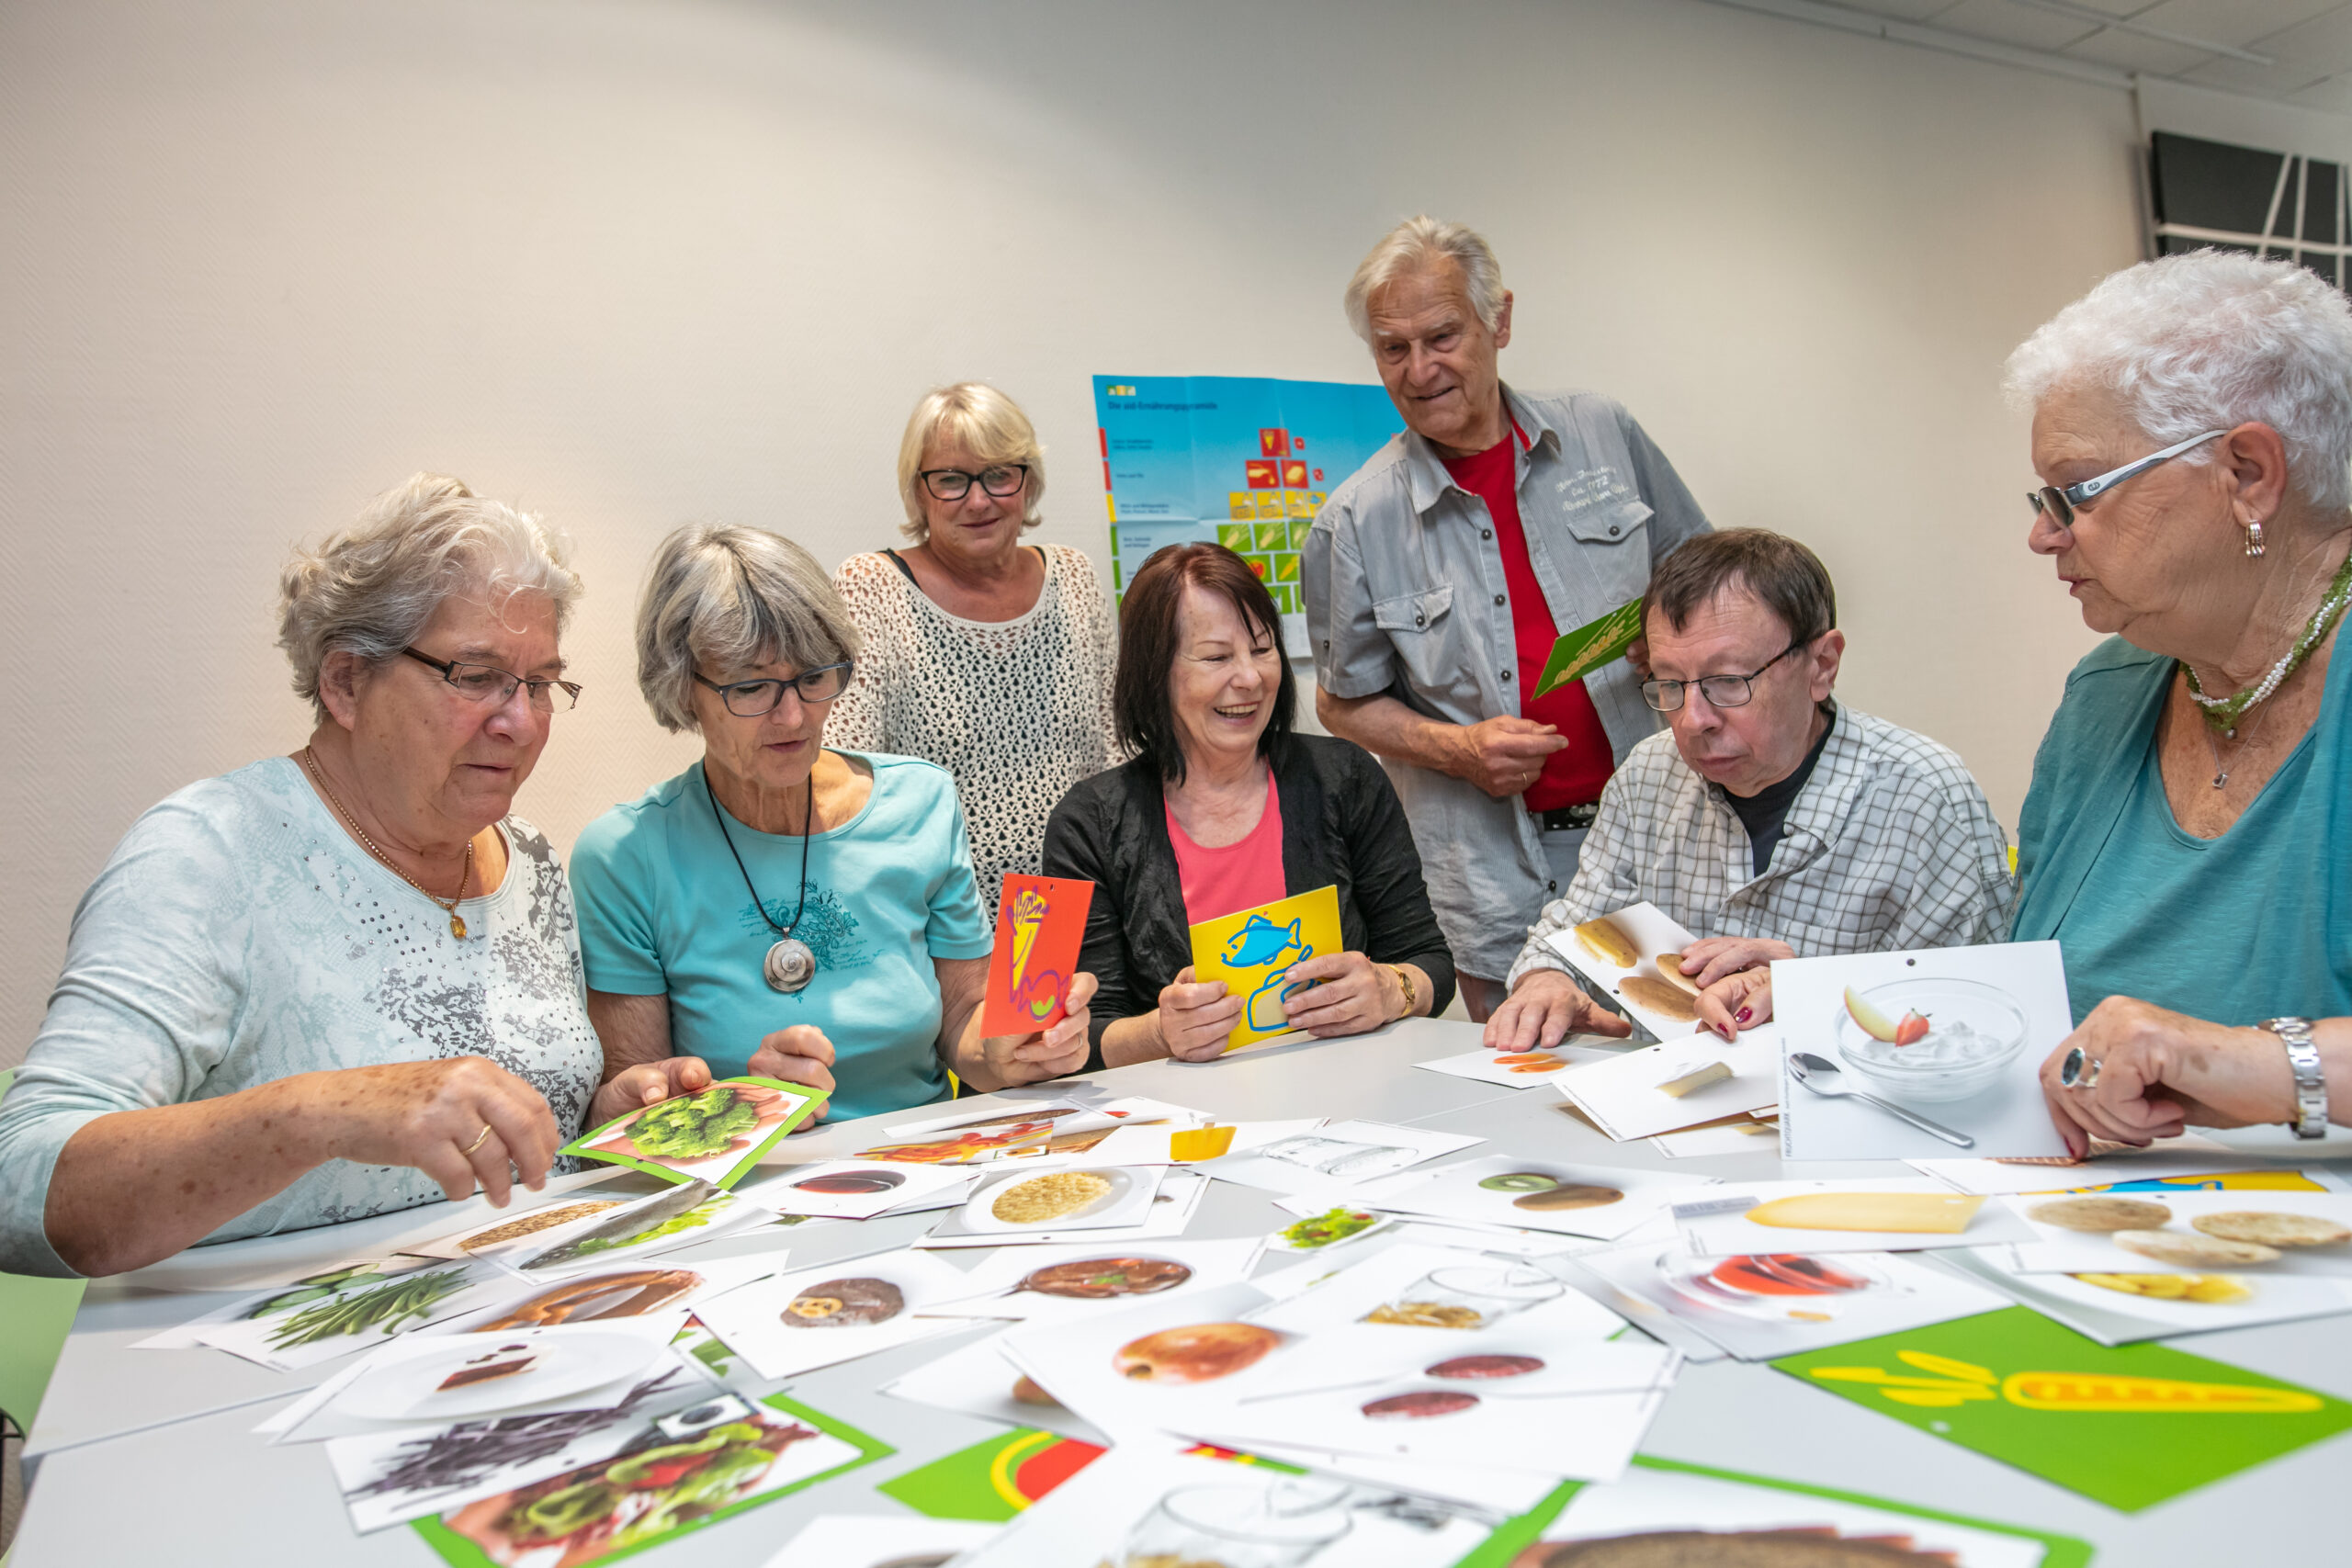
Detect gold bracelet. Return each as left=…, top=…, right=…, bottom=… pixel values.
left=1385, top=964, right=1417, bottom=1021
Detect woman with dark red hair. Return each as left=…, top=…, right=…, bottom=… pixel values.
left=1043, top=544, right=1453, bottom=1066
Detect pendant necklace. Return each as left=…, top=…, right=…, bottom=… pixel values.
left=300, top=746, right=475, bottom=938
left=2195, top=677, right=2284, bottom=791
left=707, top=769, right=816, bottom=993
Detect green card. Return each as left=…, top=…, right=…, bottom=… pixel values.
left=560, top=1076, right=828, bottom=1189
left=1533, top=596, right=1644, bottom=697
left=1773, top=1305, right=2352, bottom=1511
left=877, top=1427, right=1107, bottom=1521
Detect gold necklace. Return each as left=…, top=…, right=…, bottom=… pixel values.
left=300, top=747, right=476, bottom=938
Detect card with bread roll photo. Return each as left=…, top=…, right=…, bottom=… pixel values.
left=2001, top=1187, right=2352, bottom=1278
left=1554, top=1027, right=1785, bottom=1141
left=1674, top=1179, right=2037, bottom=1258
left=1539, top=901, right=1708, bottom=1040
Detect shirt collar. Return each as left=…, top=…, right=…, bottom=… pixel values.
left=1730, top=702, right=1862, bottom=863
left=1400, top=381, right=1556, bottom=516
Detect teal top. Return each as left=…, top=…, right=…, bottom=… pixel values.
left=2014, top=637, right=2352, bottom=1027
left=570, top=753, right=992, bottom=1120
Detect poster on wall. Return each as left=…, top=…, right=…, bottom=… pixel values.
left=1091, top=376, right=1403, bottom=655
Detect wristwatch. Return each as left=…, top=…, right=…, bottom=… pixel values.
left=2259, top=1018, right=2329, bottom=1139
left=1385, top=964, right=1418, bottom=1021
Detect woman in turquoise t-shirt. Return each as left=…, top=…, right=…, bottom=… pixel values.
left=571, top=525, right=1097, bottom=1122
left=2006, top=254, right=2352, bottom=1154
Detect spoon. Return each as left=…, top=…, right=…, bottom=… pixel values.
left=1788, top=1054, right=1974, bottom=1149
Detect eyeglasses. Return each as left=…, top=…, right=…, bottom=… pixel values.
left=401, top=647, right=581, bottom=711
left=1641, top=637, right=1810, bottom=713
left=2027, top=428, right=2228, bottom=527
left=694, top=661, right=854, bottom=716
left=920, top=464, right=1028, bottom=502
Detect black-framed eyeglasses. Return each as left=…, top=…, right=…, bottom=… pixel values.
left=920, top=463, right=1028, bottom=502
left=1641, top=637, right=1811, bottom=713
left=694, top=661, right=854, bottom=716
left=2027, top=428, right=2227, bottom=528
left=401, top=647, right=581, bottom=711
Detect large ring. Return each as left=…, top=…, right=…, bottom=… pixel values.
left=463, top=1123, right=495, bottom=1155
left=2058, top=1047, right=2101, bottom=1090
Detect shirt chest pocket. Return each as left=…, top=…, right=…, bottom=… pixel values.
left=1559, top=496, right=1656, bottom=604
left=1372, top=585, right=1466, bottom=695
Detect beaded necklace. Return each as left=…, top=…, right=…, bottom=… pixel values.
left=2180, top=549, right=2352, bottom=732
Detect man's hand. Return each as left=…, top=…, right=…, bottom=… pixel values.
left=1673, top=937, right=1796, bottom=989
left=1158, top=967, right=1242, bottom=1062
left=1279, top=952, right=1406, bottom=1039
left=749, top=1025, right=839, bottom=1119
left=1450, top=716, right=1567, bottom=798
left=589, top=1055, right=713, bottom=1128
left=974, top=972, right=1098, bottom=1087
left=1693, top=967, right=1773, bottom=1040
left=1482, top=969, right=1634, bottom=1050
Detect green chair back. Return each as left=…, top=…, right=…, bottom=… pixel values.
left=0, top=1068, right=86, bottom=1437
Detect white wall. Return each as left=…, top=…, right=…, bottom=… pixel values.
left=0, top=0, right=2148, bottom=1068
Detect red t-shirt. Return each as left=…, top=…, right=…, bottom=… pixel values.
left=1442, top=427, right=1615, bottom=809
left=1168, top=770, right=1286, bottom=926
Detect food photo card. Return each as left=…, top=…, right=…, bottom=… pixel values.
left=996, top=1281, right=1297, bottom=1446
left=1650, top=1112, right=1781, bottom=1158
left=1905, top=1136, right=2345, bottom=1196
left=1186, top=883, right=1344, bottom=1051
left=1553, top=1028, right=1784, bottom=1141
left=879, top=1328, right=1114, bottom=1448
left=398, top=1188, right=643, bottom=1261
left=980, top=874, right=1093, bottom=1035
left=1938, top=1242, right=2352, bottom=1346
left=1343, top=1153, right=1713, bottom=1242
left=690, top=1247, right=979, bottom=1381
left=502, top=1180, right=769, bottom=1279
left=2001, top=1187, right=2352, bottom=1278
left=922, top=1163, right=1167, bottom=1243
left=1772, top=942, right=2073, bottom=1161
left=916, top=1168, right=1211, bottom=1251
left=769, top=1515, right=1001, bottom=1568
left=921, top=1235, right=1265, bottom=1323
left=192, top=1257, right=519, bottom=1372
left=1412, top=1040, right=1621, bottom=1089
left=1674, top=1179, right=2036, bottom=1258
left=1193, top=1118, right=1482, bottom=1196
left=135, top=1254, right=460, bottom=1354
left=1082, top=1117, right=1315, bottom=1166
left=560, top=1076, right=828, bottom=1188
left=1249, top=1241, right=1615, bottom=1338
left=427, top=1253, right=782, bottom=1337
left=744, top=1158, right=978, bottom=1220
left=846, top=1095, right=1193, bottom=1168
left=1539, top=901, right=1707, bottom=1040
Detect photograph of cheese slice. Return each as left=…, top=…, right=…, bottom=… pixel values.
left=1746, top=1192, right=1985, bottom=1234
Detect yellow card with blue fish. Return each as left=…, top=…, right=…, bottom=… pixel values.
left=1187, top=884, right=1344, bottom=1052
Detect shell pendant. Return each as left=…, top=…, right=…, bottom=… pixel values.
left=764, top=937, right=815, bottom=993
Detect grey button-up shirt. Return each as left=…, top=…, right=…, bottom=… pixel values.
left=1303, top=386, right=1711, bottom=980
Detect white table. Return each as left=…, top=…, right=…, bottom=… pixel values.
left=15, top=1017, right=2352, bottom=1565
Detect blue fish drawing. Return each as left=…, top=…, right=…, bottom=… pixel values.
left=1223, top=914, right=1308, bottom=969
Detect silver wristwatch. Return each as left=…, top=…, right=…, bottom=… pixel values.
left=2260, top=1018, right=2329, bottom=1140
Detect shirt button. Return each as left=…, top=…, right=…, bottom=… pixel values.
left=1547, top=880, right=1558, bottom=892
left=1608, top=525, right=1621, bottom=537
left=1415, top=612, right=1426, bottom=626
left=1493, top=593, right=1505, bottom=606
left=1481, top=528, right=1494, bottom=540
left=1501, top=670, right=1514, bottom=682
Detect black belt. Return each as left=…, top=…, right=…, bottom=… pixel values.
left=1537, top=803, right=1600, bottom=833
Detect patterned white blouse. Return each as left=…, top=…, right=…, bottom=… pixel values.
left=831, top=544, right=1122, bottom=922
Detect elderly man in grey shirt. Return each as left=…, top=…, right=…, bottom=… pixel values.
left=1304, top=216, right=1712, bottom=1022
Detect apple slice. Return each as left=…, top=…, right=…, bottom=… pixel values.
left=1844, top=986, right=1900, bottom=1043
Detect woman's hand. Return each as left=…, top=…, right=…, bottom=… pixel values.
left=1158, top=967, right=1242, bottom=1062
left=305, top=1057, right=562, bottom=1209
left=1280, top=952, right=1405, bottom=1039
left=588, top=1055, right=713, bottom=1128
left=1694, top=967, right=1773, bottom=1040
left=974, top=972, right=1099, bottom=1087
left=1483, top=969, right=1634, bottom=1050
left=748, top=1025, right=838, bottom=1118
left=1673, top=936, right=1795, bottom=988
left=2039, top=997, right=2299, bottom=1156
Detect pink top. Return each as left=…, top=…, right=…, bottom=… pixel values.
left=1167, top=769, right=1286, bottom=926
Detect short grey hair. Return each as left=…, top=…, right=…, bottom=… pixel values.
left=634, top=524, right=862, bottom=733
left=2004, top=250, right=2352, bottom=513
left=277, top=472, right=582, bottom=722
left=896, top=382, right=1047, bottom=542
left=1343, top=216, right=1507, bottom=344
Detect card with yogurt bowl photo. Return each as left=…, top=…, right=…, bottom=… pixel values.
left=1770, top=942, right=2074, bottom=1161
left=1540, top=900, right=1710, bottom=1040
left=559, top=1077, right=829, bottom=1189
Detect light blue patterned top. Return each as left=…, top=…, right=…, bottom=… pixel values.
left=0, top=758, right=604, bottom=1277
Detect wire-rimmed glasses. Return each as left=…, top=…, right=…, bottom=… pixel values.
left=1640, top=637, right=1808, bottom=713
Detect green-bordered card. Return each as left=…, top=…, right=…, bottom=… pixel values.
left=560, top=1076, right=827, bottom=1189
left=413, top=1392, right=890, bottom=1567
left=1532, top=596, right=1643, bottom=698
left=877, top=1427, right=1107, bottom=1521
left=1772, top=1305, right=2352, bottom=1511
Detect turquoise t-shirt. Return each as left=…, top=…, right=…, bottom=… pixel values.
left=2014, top=637, right=2352, bottom=1027
left=570, top=752, right=992, bottom=1119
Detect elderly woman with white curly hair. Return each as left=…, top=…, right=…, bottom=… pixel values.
left=2007, top=251, right=2352, bottom=1153
left=569, top=524, right=1095, bottom=1123
left=0, top=474, right=639, bottom=1278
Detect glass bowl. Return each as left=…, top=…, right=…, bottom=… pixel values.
left=1830, top=977, right=2028, bottom=1103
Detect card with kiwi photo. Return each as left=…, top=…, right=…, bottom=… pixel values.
left=559, top=1076, right=829, bottom=1190
left=1344, top=1153, right=1714, bottom=1242
left=2002, top=1187, right=2352, bottom=1279
left=1538, top=901, right=1708, bottom=1041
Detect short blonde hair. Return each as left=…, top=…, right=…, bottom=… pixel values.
left=277, top=473, right=581, bottom=722
left=634, top=524, right=861, bottom=734
left=895, top=382, right=1046, bottom=542
left=1343, top=216, right=1507, bottom=344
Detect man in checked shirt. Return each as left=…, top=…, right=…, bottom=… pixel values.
left=1483, top=529, right=2016, bottom=1048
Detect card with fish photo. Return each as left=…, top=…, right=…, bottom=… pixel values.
left=1771, top=942, right=2074, bottom=1161
left=981, top=873, right=1093, bottom=1035
left=1539, top=900, right=1708, bottom=1040
left=1186, top=883, right=1344, bottom=1051
left=689, top=1248, right=979, bottom=1381
left=1552, top=1028, right=1785, bottom=1142
left=1343, top=1153, right=1713, bottom=1242
left=1192, top=1119, right=1482, bottom=1197
left=560, top=1076, right=828, bottom=1189
left=741, top=1158, right=978, bottom=1220
left=922, top=1236, right=1266, bottom=1323
left=923, top=1163, right=1167, bottom=1242
left=1673, top=1179, right=2038, bottom=1258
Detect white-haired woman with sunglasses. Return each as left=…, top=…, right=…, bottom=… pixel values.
left=570, top=525, right=1095, bottom=1125
left=829, top=384, right=1120, bottom=925
left=2008, top=251, right=2352, bottom=1152
left=0, top=475, right=623, bottom=1278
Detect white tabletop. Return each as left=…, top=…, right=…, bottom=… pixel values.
left=15, top=1016, right=2352, bottom=1565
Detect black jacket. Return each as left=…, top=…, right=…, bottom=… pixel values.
left=1041, top=732, right=1455, bottom=1067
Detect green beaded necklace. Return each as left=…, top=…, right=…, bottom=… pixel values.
left=2180, top=548, right=2352, bottom=732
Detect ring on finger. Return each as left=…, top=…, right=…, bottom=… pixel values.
left=463, top=1123, right=495, bottom=1155
left=2058, top=1047, right=2102, bottom=1090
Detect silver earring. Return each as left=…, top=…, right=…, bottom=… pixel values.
left=2245, top=520, right=2267, bottom=558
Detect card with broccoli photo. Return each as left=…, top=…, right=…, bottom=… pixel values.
left=560, top=1077, right=828, bottom=1190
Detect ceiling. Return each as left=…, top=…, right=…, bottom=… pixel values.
left=1739, top=0, right=2352, bottom=109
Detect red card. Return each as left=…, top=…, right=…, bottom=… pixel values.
left=981, top=874, right=1096, bottom=1036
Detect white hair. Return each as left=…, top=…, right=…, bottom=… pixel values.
left=633, top=524, right=861, bottom=733
left=277, top=473, right=582, bottom=721
left=2004, top=250, right=2352, bottom=513
left=1343, top=216, right=1507, bottom=344
left=895, top=382, right=1046, bottom=542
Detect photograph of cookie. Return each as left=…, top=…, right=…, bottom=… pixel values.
left=2191, top=1211, right=2352, bottom=1248
left=1019, top=1257, right=1193, bottom=1299
left=1515, top=1183, right=1625, bottom=1213
left=782, top=1276, right=907, bottom=1327
left=1574, top=917, right=1638, bottom=969
left=1363, top=1390, right=1479, bottom=1419
left=992, top=1170, right=1114, bottom=1224
left=458, top=1201, right=626, bottom=1252
left=1620, top=976, right=1698, bottom=1022
left=2027, top=1197, right=2173, bottom=1234
left=2110, top=1229, right=2280, bottom=1268
left=1426, top=1354, right=1544, bottom=1380
left=1651, top=953, right=1703, bottom=998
